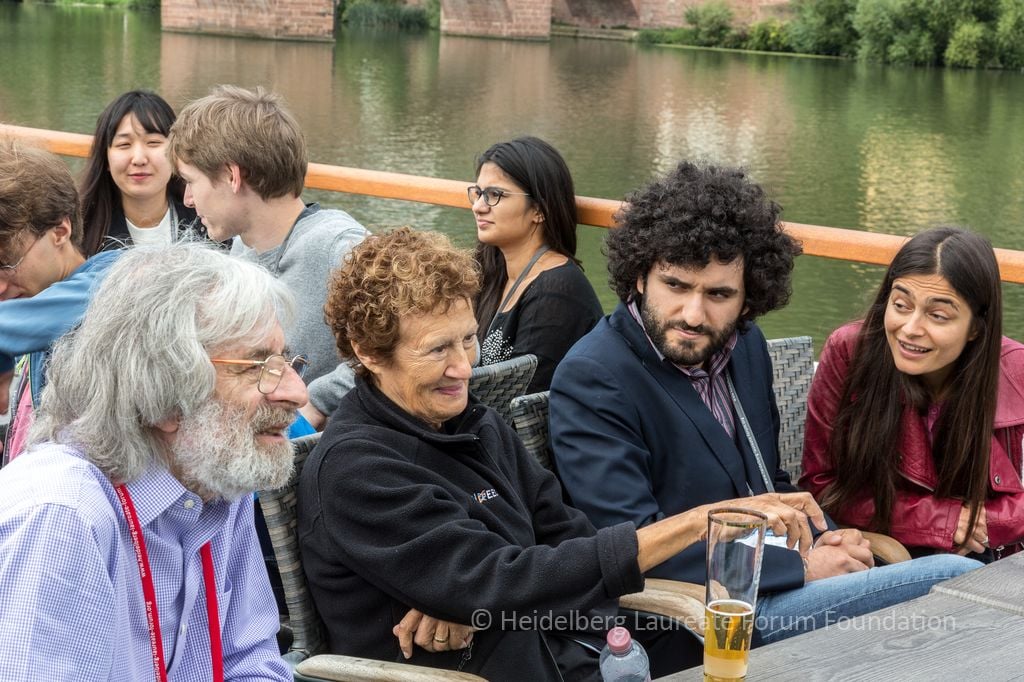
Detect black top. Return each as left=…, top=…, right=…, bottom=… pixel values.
left=480, top=261, right=603, bottom=393
left=297, top=377, right=643, bottom=679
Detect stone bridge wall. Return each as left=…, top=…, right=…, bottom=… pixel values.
left=444, top=0, right=789, bottom=39
left=440, top=0, right=552, bottom=40
left=162, top=0, right=336, bottom=42
left=159, top=0, right=789, bottom=42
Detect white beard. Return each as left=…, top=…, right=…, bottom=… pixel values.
left=170, top=399, right=296, bottom=502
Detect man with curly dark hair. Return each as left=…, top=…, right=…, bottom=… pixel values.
left=550, top=161, right=980, bottom=646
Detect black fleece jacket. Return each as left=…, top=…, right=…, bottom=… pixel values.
left=297, top=377, right=644, bottom=680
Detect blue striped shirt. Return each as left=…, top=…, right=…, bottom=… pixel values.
left=0, top=443, right=289, bottom=681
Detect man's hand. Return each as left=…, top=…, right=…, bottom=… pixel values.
left=804, top=529, right=874, bottom=582
left=718, top=492, right=828, bottom=558
left=0, top=369, right=13, bottom=415
left=392, top=608, right=474, bottom=659
left=953, top=504, right=988, bottom=555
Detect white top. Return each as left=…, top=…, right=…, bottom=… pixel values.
left=125, top=206, right=173, bottom=246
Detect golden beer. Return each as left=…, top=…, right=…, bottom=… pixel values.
left=703, top=598, right=754, bottom=682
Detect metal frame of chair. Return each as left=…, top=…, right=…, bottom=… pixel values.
left=468, top=354, right=537, bottom=424
left=259, top=433, right=486, bottom=681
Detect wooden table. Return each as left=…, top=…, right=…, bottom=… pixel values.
left=658, top=553, right=1024, bottom=680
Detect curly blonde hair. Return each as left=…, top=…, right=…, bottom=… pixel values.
left=326, top=227, right=480, bottom=375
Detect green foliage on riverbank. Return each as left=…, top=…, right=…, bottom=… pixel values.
left=638, top=0, right=1024, bottom=69
left=638, top=2, right=794, bottom=53
left=340, top=0, right=429, bottom=30
left=49, top=0, right=159, bottom=8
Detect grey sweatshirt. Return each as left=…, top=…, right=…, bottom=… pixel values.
left=232, top=204, right=368, bottom=415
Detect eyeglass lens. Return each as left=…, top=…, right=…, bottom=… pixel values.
left=467, top=186, right=504, bottom=207
left=0, top=235, right=30, bottom=271
left=257, top=355, right=309, bottom=394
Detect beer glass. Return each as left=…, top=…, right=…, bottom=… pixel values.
left=703, top=508, right=767, bottom=682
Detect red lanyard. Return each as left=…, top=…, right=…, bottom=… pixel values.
left=114, top=484, right=224, bottom=682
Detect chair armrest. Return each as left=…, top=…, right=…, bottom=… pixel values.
left=619, top=578, right=706, bottom=636
left=860, top=531, right=911, bottom=564
left=295, top=654, right=488, bottom=682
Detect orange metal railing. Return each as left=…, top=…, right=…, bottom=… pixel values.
left=5, top=122, right=1024, bottom=284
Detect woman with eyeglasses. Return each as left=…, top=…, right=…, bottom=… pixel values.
left=79, top=90, right=206, bottom=255
left=470, top=137, right=603, bottom=393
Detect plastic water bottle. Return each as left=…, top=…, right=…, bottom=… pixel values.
left=599, top=626, right=651, bottom=682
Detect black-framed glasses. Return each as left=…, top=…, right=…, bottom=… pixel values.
left=0, top=232, right=44, bottom=276
left=467, top=185, right=530, bottom=207
left=210, top=354, right=309, bottom=394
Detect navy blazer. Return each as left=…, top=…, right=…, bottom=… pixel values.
left=550, top=303, right=809, bottom=593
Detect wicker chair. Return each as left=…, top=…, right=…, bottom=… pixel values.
left=764, top=336, right=909, bottom=563
left=766, top=336, right=815, bottom=480
left=259, top=433, right=486, bottom=682
left=468, top=354, right=537, bottom=425
left=510, top=391, right=707, bottom=638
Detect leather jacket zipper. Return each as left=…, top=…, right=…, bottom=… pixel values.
left=899, top=469, right=935, bottom=492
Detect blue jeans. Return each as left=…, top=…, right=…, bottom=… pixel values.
left=752, top=554, right=982, bottom=645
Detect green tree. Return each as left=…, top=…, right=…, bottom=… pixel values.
left=944, top=19, right=994, bottom=66
left=789, top=0, right=859, bottom=56
left=926, top=0, right=998, bottom=40
left=684, top=1, right=735, bottom=46
left=853, top=0, right=899, bottom=61
left=996, top=0, right=1024, bottom=67
left=887, top=26, right=938, bottom=64
left=746, top=19, right=793, bottom=52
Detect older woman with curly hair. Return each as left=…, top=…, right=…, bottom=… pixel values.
left=296, top=227, right=826, bottom=680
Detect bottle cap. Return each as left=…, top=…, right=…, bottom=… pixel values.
left=606, top=626, right=632, bottom=654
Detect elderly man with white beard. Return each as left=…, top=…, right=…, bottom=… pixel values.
left=0, top=242, right=304, bottom=681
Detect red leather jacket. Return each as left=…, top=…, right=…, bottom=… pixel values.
left=800, top=322, right=1024, bottom=554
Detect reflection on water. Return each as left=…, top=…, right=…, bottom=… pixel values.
left=2, top=5, right=1024, bottom=344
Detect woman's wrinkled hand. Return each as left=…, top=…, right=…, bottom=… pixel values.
left=392, top=608, right=474, bottom=659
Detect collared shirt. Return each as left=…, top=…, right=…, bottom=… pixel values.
left=627, top=300, right=739, bottom=438
left=0, top=443, right=289, bottom=681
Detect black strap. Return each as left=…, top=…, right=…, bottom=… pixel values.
left=485, top=245, right=550, bottom=339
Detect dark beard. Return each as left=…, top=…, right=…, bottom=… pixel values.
left=640, top=298, right=738, bottom=368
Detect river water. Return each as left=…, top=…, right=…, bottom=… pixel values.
left=2, top=3, right=1023, bottom=344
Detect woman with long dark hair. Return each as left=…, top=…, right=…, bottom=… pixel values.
left=79, top=90, right=198, bottom=255
left=801, top=226, right=1024, bottom=560
left=470, top=136, right=603, bottom=393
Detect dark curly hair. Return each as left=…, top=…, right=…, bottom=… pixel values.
left=606, top=161, right=801, bottom=325
left=325, top=227, right=481, bottom=377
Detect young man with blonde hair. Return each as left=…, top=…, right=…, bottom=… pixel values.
left=168, top=85, right=367, bottom=425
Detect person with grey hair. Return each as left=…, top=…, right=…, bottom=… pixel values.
left=0, top=242, right=303, bottom=680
